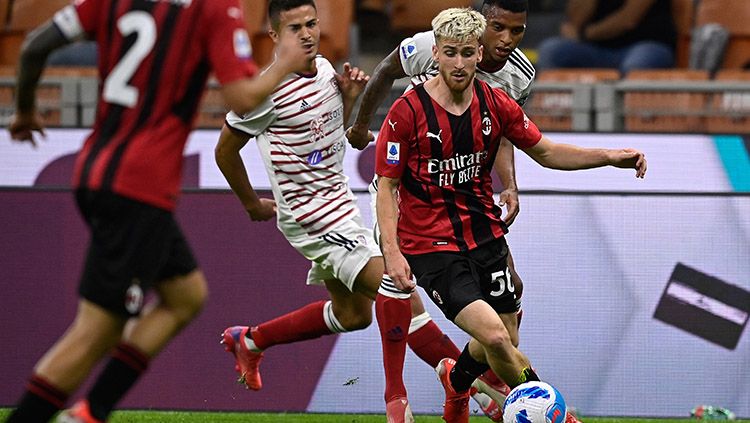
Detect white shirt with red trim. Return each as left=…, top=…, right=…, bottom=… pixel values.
left=226, top=56, right=360, bottom=238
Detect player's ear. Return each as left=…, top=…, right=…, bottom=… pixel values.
left=269, top=29, right=279, bottom=43
left=477, top=44, right=483, bottom=62
left=431, top=44, right=439, bottom=62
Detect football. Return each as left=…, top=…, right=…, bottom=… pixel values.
left=502, top=381, right=567, bottom=423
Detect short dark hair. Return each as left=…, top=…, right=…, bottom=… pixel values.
left=268, top=0, right=317, bottom=29
left=482, top=0, right=528, bottom=14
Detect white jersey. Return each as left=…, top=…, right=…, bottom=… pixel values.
left=226, top=57, right=359, bottom=239
left=398, top=31, right=535, bottom=106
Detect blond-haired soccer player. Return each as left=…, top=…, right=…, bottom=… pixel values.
left=375, top=8, right=646, bottom=423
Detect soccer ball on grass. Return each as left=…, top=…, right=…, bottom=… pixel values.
left=502, top=381, right=567, bottom=423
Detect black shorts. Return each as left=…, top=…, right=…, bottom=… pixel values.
left=76, top=190, right=198, bottom=317
left=406, top=238, right=517, bottom=321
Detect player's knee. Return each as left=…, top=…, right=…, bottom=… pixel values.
left=480, top=330, right=513, bottom=354
left=337, top=307, right=373, bottom=331
left=168, top=273, right=208, bottom=324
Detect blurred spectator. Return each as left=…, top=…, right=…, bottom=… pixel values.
left=535, top=0, right=677, bottom=75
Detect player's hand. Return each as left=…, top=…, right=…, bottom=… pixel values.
left=8, top=112, right=46, bottom=148
left=345, top=125, right=374, bottom=150
left=274, top=31, right=313, bottom=74
left=246, top=198, right=277, bottom=221
left=498, top=188, right=519, bottom=226
left=609, top=148, right=647, bottom=178
left=383, top=250, right=416, bottom=292
left=335, top=62, right=369, bottom=100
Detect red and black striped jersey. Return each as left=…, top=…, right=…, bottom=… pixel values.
left=53, top=0, right=258, bottom=210
left=375, top=78, right=542, bottom=254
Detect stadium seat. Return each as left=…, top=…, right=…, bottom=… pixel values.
left=694, top=0, right=750, bottom=69
left=390, top=0, right=472, bottom=33
left=0, top=0, right=68, bottom=66
left=528, top=69, right=620, bottom=131
left=671, top=0, right=694, bottom=68
left=316, top=0, right=353, bottom=63
left=623, top=69, right=709, bottom=133
left=706, top=70, right=750, bottom=134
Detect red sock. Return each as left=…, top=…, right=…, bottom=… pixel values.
left=408, top=320, right=461, bottom=368
left=376, top=293, right=411, bottom=402
left=251, top=300, right=333, bottom=350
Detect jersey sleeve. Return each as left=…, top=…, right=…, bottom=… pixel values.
left=495, top=88, right=542, bottom=149
left=225, top=97, right=276, bottom=137
left=375, top=98, right=414, bottom=179
left=53, top=0, right=100, bottom=41
left=398, top=31, right=437, bottom=77
left=205, top=0, right=258, bottom=85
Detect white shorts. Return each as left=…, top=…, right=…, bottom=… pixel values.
left=287, top=214, right=381, bottom=292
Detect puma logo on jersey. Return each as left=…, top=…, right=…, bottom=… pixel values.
left=388, top=119, right=397, bottom=131
left=426, top=130, right=443, bottom=143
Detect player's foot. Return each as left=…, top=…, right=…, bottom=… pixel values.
left=56, top=399, right=104, bottom=423
left=565, top=411, right=583, bottom=423
left=221, top=326, right=264, bottom=390
left=472, top=370, right=511, bottom=408
left=469, top=387, right=502, bottom=422
left=436, top=358, right=470, bottom=423
left=386, top=396, right=415, bottom=423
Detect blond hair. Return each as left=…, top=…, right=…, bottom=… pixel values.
left=431, top=8, right=486, bottom=44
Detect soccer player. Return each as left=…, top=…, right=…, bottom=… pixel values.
left=215, top=1, right=501, bottom=421
left=347, top=0, right=533, bottom=417
left=4, top=1, right=310, bottom=422
left=375, top=8, right=646, bottom=423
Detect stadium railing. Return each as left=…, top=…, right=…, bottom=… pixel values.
left=1, top=66, right=749, bottom=134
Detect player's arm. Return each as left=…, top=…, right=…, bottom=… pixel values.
left=215, top=125, right=276, bottom=221
left=494, top=138, right=519, bottom=225
left=376, top=175, right=414, bottom=291
left=522, top=136, right=647, bottom=178
left=9, top=21, right=70, bottom=145
left=579, top=0, right=657, bottom=41
left=346, top=48, right=407, bottom=150
left=221, top=30, right=310, bottom=116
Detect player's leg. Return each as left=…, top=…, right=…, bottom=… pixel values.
left=455, top=304, right=537, bottom=390
left=72, top=269, right=208, bottom=421
left=64, top=193, right=205, bottom=422
left=6, top=301, right=126, bottom=423
left=222, top=225, right=377, bottom=390
left=221, top=279, right=368, bottom=390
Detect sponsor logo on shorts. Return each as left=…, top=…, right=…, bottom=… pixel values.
left=432, top=290, right=443, bottom=305
left=125, top=279, right=144, bottom=314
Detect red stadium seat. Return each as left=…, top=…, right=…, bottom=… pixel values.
left=390, top=0, right=472, bottom=33
left=624, top=69, right=710, bottom=133
left=707, top=70, right=750, bottom=134
left=672, top=0, right=694, bottom=68
left=528, top=69, right=620, bottom=132
left=694, top=0, right=750, bottom=69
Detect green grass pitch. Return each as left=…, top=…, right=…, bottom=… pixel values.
left=1, top=410, right=748, bottom=422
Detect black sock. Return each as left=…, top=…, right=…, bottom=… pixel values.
left=86, top=343, right=149, bottom=420
left=6, top=375, right=68, bottom=423
left=515, top=366, right=540, bottom=386
left=449, top=344, right=490, bottom=393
